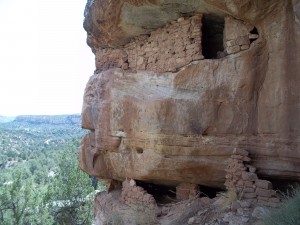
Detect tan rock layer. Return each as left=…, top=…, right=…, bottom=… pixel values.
left=80, top=0, right=300, bottom=188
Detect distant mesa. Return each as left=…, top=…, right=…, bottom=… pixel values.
left=0, top=115, right=16, bottom=123
left=0, top=114, right=81, bottom=125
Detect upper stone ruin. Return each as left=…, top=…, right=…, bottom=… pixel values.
left=95, top=15, right=259, bottom=73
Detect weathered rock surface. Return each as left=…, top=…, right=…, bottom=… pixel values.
left=93, top=182, right=273, bottom=225
left=80, top=0, right=300, bottom=190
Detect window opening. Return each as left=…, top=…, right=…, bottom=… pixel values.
left=201, top=15, right=225, bottom=59
left=249, top=27, right=259, bottom=44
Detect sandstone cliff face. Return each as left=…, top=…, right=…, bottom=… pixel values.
left=80, top=0, right=300, bottom=189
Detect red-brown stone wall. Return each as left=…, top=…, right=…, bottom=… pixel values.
left=121, top=179, right=157, bottom=210
left=95, top=14, right=203, bottom=73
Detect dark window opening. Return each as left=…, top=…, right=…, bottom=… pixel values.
left=259, top=177, right=299, bottom=195
left=249, top=27, right=259, bottom=44
left=136, top=181, right=176, bottom=204
left=190, top=38, right=195, bottom=44
left=136, top=147, right=143, bottom=154
left=199, top=185, right=224, bottom=198
left=201, top=15, right=225, bottom=59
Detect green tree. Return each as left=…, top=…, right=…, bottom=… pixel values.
left=0, top=171, right=52, bottom=225
left=45, top=150, right=94, bottom=225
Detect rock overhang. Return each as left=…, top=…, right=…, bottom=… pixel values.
left=83, top=0, right=232, bottom=49
left=80, top=0, right=300, bottom=189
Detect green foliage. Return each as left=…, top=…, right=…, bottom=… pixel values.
left=0, top=115, right=94, bottom=225
left=46, top=150, right=94, bottom=225
left=0, top=171, right=53, bottom=225
left=263, top=186, right=300, bottom=225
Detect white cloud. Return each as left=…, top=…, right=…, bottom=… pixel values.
left=0, top=0, right=94, bottom=116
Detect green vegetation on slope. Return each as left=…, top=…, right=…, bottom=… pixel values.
left=0, top=115, right=99, bottom=225
left=263, top=186, right=300, bottom=225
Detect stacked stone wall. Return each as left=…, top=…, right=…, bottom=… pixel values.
left=95, top=15, right=203, bottom=73
left=121, top=179, right=157, bottom=210
left=224, top=16, right=259, bottom=55
left=225, top=148, right=280, bottom=208
left=95, top=49, right=128, bottom=71
left=176, top=183, right=199, bottom=200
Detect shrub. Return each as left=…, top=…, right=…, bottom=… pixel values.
left=263, top=186, right=300, bottom=225
left=218, top=189, right=242, bottom=209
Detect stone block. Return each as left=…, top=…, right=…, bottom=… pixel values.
left=257, top=196, right=269, bottom=201
left=242, top=156, right=251, bottom=162
left=256, top=188, right=276, bottom=198
left=269, top=197, right=280, bottom=203
left=243, top=187, right=255, bottom=193
left=177, top=17, right=184, bottom=22
left=249, top=34, right=259, bottom=39
left=242, top=172, right=258, bottom=181
left=231, top=201, right=241, bottom=212
left=136, top=56, right=144, bottom=66
left=244, top=181, right=254, bottom=187
left=176, top=183, right=198, bottom=200
left=226, top=39, right=236, bottom=47
left=241, top=44, right=250, bottom=50
left=236, top=35, right=250, bottom=45
left=243, top=192, right=257, bottom=199
left=236, top=180, right=244, bottom=187
left=255, top=179, right=273, bottom=190
left=231, top=155, right=243, bottom=160
left=122, top=63, right=129, bottom=70
left=225, top=174, right=233, bottom=179
left=193, top=54, right=204, bottom=60
left=232, top=148, right=249, bottom=156
left=246, top=165, right=256, bottom=173
left=226, top=45, right=240, bottom=54
left=175, top=58, right=187, bottom=67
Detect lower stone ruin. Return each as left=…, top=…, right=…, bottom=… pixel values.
left=225, top=148, right=281, bottom=208
left=93, top=148, right=282, bottom=225
left=121, top=179, right=157, bottom=210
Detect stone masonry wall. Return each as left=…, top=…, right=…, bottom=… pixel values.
left=176, top=183, right=199, bottom=201
left=225, top=148, right=280, bottom=208
left=121, top=179, right=157, bottom=211
left=95, top=15, right=260, bottom=73
left=224, top=16, right=259, bottom=55
left=95, top=14, right=203, bottom=73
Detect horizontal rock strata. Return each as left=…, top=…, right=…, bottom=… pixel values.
left=80, top=0, right=300, bottom=189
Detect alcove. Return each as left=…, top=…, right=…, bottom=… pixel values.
left=199, top=185, right=224, bottom=198
left=136, top=180, right=176, bottom=204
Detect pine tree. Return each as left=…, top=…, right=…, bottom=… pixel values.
left=45, top=149, right=94, bottom=225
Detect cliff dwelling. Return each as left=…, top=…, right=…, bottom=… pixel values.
left=94, top=14, right=258, bottom=74
left=80, top=0, right=300, bottom=224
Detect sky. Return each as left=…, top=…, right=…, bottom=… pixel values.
left=0, top=0, right=95, bottom=116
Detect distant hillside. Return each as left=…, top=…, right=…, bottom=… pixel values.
left=0, top=115, right=16, bottom=123
left=14, top=114, right=81, bottom=125
left=0, top=113, right=85, bottom=169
